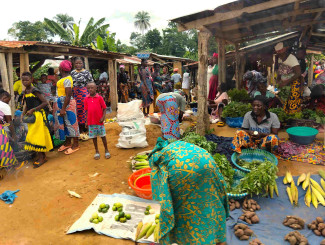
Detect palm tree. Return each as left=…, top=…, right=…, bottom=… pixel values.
left=44, top=17, right=110, bottom=46
left=134, top=11, right=151, bottom=34
left=54, top=14, right=74, bottom=30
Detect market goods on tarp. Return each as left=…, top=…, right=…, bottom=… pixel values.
left=302, top=173, right=311, bottom=190
left=135, top=222, right=143, bottom=240
left=181, top=132, right=217, bottom=154
left=284, top=231, right=308, bottom=245
left=242, top=198, right=261, bottom=212
left=144, top=224, right=156, bottom=239
left=283, top=216, right=305, bottom=230
left=249, top=238, right=265, bottom=245
left=154, top=222, right=160, bottom=242
left=287, top=187, right=293, bottom=205
left=297, top=173, right=306, bottom=186
left=311, top=185, right=325, bottom=206
left=239, top=210, right=260, bottom=224
left=98, top=203, right=110, bottom=213
left=111, top=203, right=132, bottom=223
left=283, top=171, right=293, bottom=184
left=136, top=222, right=153, bottom=241
left=320, top=170, right=325, bottom=180
left=229, top=199, right=241, bottom=211
left=305, top=185, right=312, bottom=207
left=310, top=178, right=325, bottom=196
left=234, top=223, right=253, bottom=240
left=89, top=212, right=103, bottom=224
left=307, top=217, right=325, bottom=237
left=291, top=181, right=299, bottom=206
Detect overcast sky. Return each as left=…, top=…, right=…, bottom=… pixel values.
left=0, top=0, right=234, bottom=44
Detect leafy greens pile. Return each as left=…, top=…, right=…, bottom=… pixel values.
left=213, top=153, right=235, bottom=191
left=228, top=88, right=251, bottom=102
left=222, top=102, right=252, bottom=118
left=181, top=132, right=217, bottom=154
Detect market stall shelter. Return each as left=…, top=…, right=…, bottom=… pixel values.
left=0, top=41, right=125, bottom=112
left=172, top=0, right=325, bottom=135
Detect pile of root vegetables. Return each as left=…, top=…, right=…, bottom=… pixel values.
left=283, top=216, right=305, bottom=230
left=284, top=231, right=309, bottom=245
left=308, top=217, right=325, bottom=237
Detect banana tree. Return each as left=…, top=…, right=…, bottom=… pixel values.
left=91, top=31, right=117, bottom=52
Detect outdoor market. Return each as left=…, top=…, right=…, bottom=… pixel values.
left=1, top=0, right=325, bottom=244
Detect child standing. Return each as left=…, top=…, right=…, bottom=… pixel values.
left=22, top=72, right=53, bottom=168
left=85, top=82, right=110, bottom=160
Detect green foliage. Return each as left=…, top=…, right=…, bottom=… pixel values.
left=227, top=88, right=251, bottom=102
left=181, top=132, right=217, bottom=154
left=269, top=108, right=291, bottom=122
left=145, top=29, right=162, bottom=53
left=222, top=102, right=252, bottom=118
left=8, top=21, right=53, bottom=41
left=213, top=153, right=235, bottom=191
left=269, top=108, right=325, bottom=124
left=92, top=31, right=117, bottom=52
left=278, top=86, right=291, bottom=101
left=32, top=63, right=51, bottom=80
left=54, top=14, right=74, bottom=30
left=134, top=11, right=151, bottom=34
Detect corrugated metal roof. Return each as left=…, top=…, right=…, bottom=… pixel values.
left=117, top=56, right=155, bottom=65
left=0, top=41, right=38, bottom=48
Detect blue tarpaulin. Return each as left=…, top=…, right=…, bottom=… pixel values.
left=226, top=175, right=325, bottom=245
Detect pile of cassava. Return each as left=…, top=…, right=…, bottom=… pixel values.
left=307, top=217, right=325, bottom=236
left=283, top=216, right=305, bottom=230
left=239, top=210, right=259, bottom=224
left=249, top=238, right=264, bottom=245
left=229, top=199, right=241, bottom=211
left=234, top=223, right=254, bottom=240
left=242, top=198, right=261, bottom=212
left=284, top=231, right=308, bottom=245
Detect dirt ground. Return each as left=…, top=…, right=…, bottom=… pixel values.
left=0, top=118, right=324, bottom=245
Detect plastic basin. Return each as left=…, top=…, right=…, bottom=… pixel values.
left=286, top=126, right=318, bottom=145
left=226, top=117, right=244, bottom=128
left=128, top=168, right=152, bottom=200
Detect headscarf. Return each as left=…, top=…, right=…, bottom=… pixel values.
left=243, top=71, right=254, bottom=81
left=213, top=53, right=219, bottom=58
left=274, top=42, right=287, bottom=54
left=119, top=65, right=125, bottom=69
left=60, top=60, right=72, bottom=72
left=173, top=68, right=179, bottom=72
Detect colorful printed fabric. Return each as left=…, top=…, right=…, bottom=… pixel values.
left=88, top=125, right=106, bottom=138
left=157, top=95, right=180, bottom=140
left=284, top=79, right=302, bottom=114
left=0, top=125, right=17, bottom=168
left=37, top=83, right=52, bottom=102
left=97, top=81, right=110, bottom=106
left=73, top=86, right=88, bottom=124
left=54, top=97, right=80, bottom=140
left=139, top=67, right=154, bottom=108
left=23, top=91, right=53, bottom=152
left=120, top=83, right=129, bottom=103
left=231, top=130, right=279, bottom=154
left=149, top=138, right=229, bottom=245
left=71, top=69, right=94, bottom=88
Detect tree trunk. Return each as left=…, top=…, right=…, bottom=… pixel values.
left=109, top=59, right=118, bottom=111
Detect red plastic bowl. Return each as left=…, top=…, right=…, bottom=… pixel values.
left=128, top=168, right=152, bottom=200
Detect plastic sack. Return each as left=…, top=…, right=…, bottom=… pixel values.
left=116, top=100, right=148, bottom=148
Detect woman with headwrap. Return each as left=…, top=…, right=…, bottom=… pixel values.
left=152, top=63, right=163, bottom=112
left=54, top=60, right=80, bottom=155
left=71, top=57, right=94, bottom=133
left=208, top=53, right=219, bottom=100
left=118, top=65, right=129, bottom=103
left=138, top=59, right=154, bottom=116
left=231, top=95, right=280, bottom=153
left=243, top=70, right=266, bottom=97
left=275, top=42, right=302, bottom=114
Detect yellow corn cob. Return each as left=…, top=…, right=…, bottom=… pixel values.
left=311, top=185, right=325, bottom=206
left=310, top=178, right=325, bottom=197
left=269, top=185, right=274, bottom=198
left=319, top=170, right=325, bottom=179
left=321, top=178, right=325, bottom=191
left=135, top=222, right=143, bottom=241
left=297, top=173, right=306, bottom=186
left=274, top=182, right=279, bottom=197
left=287, top=187, right=293, bottom=205
left=145, top=224, right=156, bottom=239
left=311, top=188, right=319, bottom=208
left=137, top=222, right=152, bottom=241
left=302, top=172, right=311, bottom=190
left=294, top=186, right=298, bottom=205
left=290, top=181, right=296, bottom=205
left=305, top=185, right=311, bottom=207
left=283, top=175, right=288, bottom=184
left=286, top=171, right=293, bottom=184
left=154, top=222, right=160, bottom=242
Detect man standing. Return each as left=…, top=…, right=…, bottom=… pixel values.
left=118, top=65, right=129, bottom=103
left=182, top=68, right=191, bottom=102
left=171, top=68, right=182, bottom=90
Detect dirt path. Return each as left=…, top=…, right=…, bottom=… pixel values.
left=0, top=121, right=323, bottom=244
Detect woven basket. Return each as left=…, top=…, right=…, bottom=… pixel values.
left=231, top=149, right=278, bottom=173
left=227, top=169, right=248, bottom=200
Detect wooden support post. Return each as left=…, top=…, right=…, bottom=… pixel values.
left=272, top=54, right=276, bottom=85
left=308, top=54, right=314, bottom=86
left=235, top=44, right=240, bottom=89
left=267, top=67, right=271, bottom=86
left=20, top=53, right=29, bottom=91
left=109, top=59, right=118, bottom=112
left=130, top=65, right=135, bottom=82
left=238, top=55, right=246, bottom=89
left=0, top=53, right=10, bottom=92
left=84, top=57, right=89, bottom=70
left=196, top=31, right=211, bottom=136
left=218, top=39, right=226, bottom=84
left=6, top=53, right=15, bottom=113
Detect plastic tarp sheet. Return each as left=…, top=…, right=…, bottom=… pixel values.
left=226, top=175, right=325, bottom=245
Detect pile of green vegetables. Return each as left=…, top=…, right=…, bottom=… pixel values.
left=228, top=89, right=251, bottom=102
left=269, top=108, right=325, bottom=124
left=213, top=153, right=235, bottom=191
left=181, top=132, right=217, bottom=154
left=237, top=159, right=263, bottom=170
left=278, top=86, right=291, bottom=101
left=222, top=102, right=252, bottom=118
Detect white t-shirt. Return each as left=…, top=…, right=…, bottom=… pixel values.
left=99, top=72, right=108, bottom=81
left=0, top=101, right=11, bottom=116
left=278, top=54, right=299, bottom=80
left=182, top=72, right=190, bottom=89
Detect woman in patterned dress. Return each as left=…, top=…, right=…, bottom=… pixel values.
left=275, top=42, right=302, bottom=114
left=138, top=59, right=154, bottom=116
left=149, top=138, right=229, bottom=245
left=71, top=57, right=94, bottom=132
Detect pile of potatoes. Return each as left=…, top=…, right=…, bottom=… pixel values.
left=284, top=231, right=308, bottom=245
left=234, top=223, right=254, bottom=240
left=249, top=238, right=264, bottom=245
left=307, top=217, right=325, bottom=236
left=242, top=198, right=261, bottom=212
left=239, top=210, right=260, bottom=224
left=283, top=216, right=305, bottom=230
left=229, top=199, right=241, bottom=211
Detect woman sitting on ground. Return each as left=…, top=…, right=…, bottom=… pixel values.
left=231, top=95, right=280, bottom=154
left=208, top=83, right=229, bottom=122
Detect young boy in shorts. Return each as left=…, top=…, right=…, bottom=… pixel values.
left=85, top=82, right=110, bottom=160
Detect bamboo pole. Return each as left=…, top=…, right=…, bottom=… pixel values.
left=308, top=54, right=314, bottom=86
left=109, top=59, right=118, bottom=111
left=6, top=53, right=15, bottom=113
left=196, top=31, right=211, bottom=136
left=84, top=57, right=90, bottom=70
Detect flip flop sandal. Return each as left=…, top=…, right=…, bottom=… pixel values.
left=58, top=145, right=72, bottom=152
left=15, top=161, right=26, bottom=170
left=94, top=153, right=100, bottom=160
left=217, top=122, right=225, bottom=127
left=105, top=152, right=111, bottom=159
left=33, top=159, right=47, bottom=169
left=64, top=147, right=80, bottom=155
